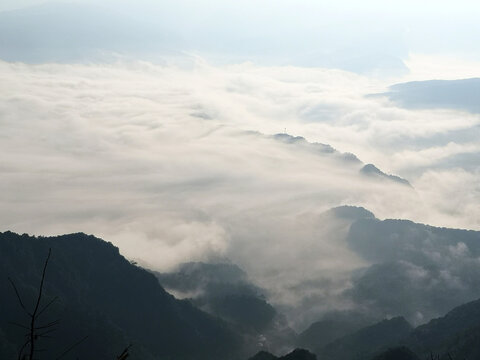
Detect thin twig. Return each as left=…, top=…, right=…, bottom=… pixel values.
left=35, top=319, right=61, bottom=330
left=8, top=277, right=32, bottom=316
left=36, top=328, right=57, bottom=338
left=17, top=339, right=30, bottom=360
left=117, top=344, right=132, bottom=360
left=37, top=296, right=58, bottom=318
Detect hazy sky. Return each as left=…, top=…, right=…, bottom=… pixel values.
left=1, top=0, right=480, bottom=68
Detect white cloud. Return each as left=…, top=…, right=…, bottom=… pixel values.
left=2, top=58, right=480, bottom=325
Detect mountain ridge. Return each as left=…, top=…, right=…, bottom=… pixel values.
left=0, top=231, right=244, bottom=360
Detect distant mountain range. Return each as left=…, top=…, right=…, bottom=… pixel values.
left=374, top=78, right=480, bottom=114
left=3, top=222, right=480, bottom=359
left=255, top=292, right=480, bottom=359
left=249, top=348, right=317, bottom=360
left=345, top=217, right=480, bottom=323
left=272, top=133, right=411, bottom=187
left=317, top=316, right=413, bottom=360
left=295, top=296, right=480, bottom=359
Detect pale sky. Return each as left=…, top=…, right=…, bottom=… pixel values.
left=1, top=0, right=480, bottom=61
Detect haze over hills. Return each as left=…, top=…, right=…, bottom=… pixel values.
left=4, top=230, right=480, bottom=359
left=2, top=1, right=480, bottom=359
left=155, top=261, right=296, bottom=352
left=152, top=205, right=480, bottom=333
left=2, top=56, right=480, bottom=352
left=345, top=218, right=480, bottom=324
left=296, top=311, right=378, bottom=351
left=318, top=316, right=413, bottom=360
left=379, top=78, right=480, bottom=114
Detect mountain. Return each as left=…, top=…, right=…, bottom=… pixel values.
left=250, top=351, right=280, bottom=360
left=298, top=296, right=480, bottom=360
left=0, top=231, right=243, bottom=360
left=360, top=164, right=411, bottom=187
left=371, top=347, right=420, bottom=360
left=345, top=218, right=480, bottom=324
left=326, top=205, right=376, bottom=221
left=406, top=297, right=480, bottom=359
left=296, top=311, right=377, bottom=352
left=272, top=133, right=361, bottom=164
left=155, top=261, right=296, bottom=352
left=377, top=78, right=480, bottom=114
left=156, top=262, right=276, bottom=332
left=249, top=348, right=316, bottom=360
left=317, top=317, right=413, bottom=360
left=272, top=133, right=410, bottom=187
left=273, top=134, right=338, bottom=155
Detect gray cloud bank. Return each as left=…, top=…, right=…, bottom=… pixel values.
left=1, top=59, right=480, bottom=329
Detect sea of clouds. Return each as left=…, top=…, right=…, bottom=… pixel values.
left=1, top=56, right=480, bottom=327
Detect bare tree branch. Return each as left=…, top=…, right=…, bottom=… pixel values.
left=37, top=296, right=59, bottom=318
left=117, top=344, right=132, bottom=360
left=16, top=339, right=30, bottom=360
left=27, top=248, right=52, bottom=359
left=8, top=277, right=31, bottom=317
left=35, top=319, right=61, bottom=330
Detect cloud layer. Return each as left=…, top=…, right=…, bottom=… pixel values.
left=1, top=58, right=480, bottom=328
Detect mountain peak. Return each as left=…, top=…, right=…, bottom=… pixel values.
left=249, top=348, right=316, bottom=360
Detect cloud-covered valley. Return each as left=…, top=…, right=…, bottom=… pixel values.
left=1, top=58, right=480, bottom=329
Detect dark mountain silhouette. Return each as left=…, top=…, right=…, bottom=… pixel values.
left=371, top=346, right=420, bottom=360
left=293, top=296, right=480, bottom=360
left=249, top=348, right=316, bottom=360
left=250, top=350, right=279, bottom=360
left=5, top=219, right=480, bottom=360
left=0, top=231, right=243, bottom=360
left=405, top=297, right=480, bottom=358
left=317, top=317, right=413, bottom=360
left=281, top=348, right=317, bottom=360
left=297, top=311, right=377, bottom=352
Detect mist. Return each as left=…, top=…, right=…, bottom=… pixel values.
left=2, top=57, right=480, bottom=329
